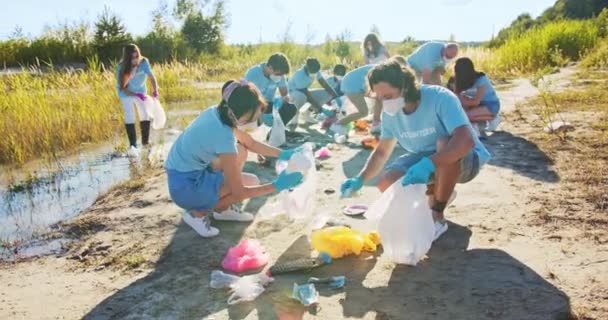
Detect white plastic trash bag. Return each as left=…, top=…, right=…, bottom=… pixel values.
left=143, top=96, right=167, bottom=130
left=268, top=106, right=286, bottom=147
left=366, top=181, right=434, bottom=265
left=275, top=142, right=317, bottom=220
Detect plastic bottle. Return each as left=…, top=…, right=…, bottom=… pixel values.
left=267, top=253, right=332, bottom=276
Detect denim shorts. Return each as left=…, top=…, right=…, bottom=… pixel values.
left=386, top=150, right=480, bottom=184
left=481, top=100, right=501, bottom=116
left=166, top=168, right=224, bottom=211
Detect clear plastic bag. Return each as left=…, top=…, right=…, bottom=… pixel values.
left=209, top=270, right=274, bottom=305
left=275, top=143, right=317, bottom=220
left=366, top=181, right=434, bottom=265
left=143, top=97, right=167, bottom=129
left=268, top=106, right=286, bottom=147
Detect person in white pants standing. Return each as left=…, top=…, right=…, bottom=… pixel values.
left=115, top=44, right=159, bottom=156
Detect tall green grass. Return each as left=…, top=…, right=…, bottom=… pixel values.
left=580, top=37, right=608, bottom=69
left=493, top=20, right=599, bottom=75
left=0, top=61, right=218, bottom=165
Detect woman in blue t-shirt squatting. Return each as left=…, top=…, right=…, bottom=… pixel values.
left=341, top=59, right=491, bottom=242
left=164, top=80, right=304, bottom=237
left=116, top=44, right=159, bottom=156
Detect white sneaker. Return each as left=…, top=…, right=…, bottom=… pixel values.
left=487, top=114, right=502, bottom=132
left=182, top=211, right=219, bottom=238
left=127, top=146, right=140, bottom=158
left=301, top=110, right=318, bottom=124
left=213, top=205, right=254, bottom=222
left=433, top=221, right=448, bottom=242
left=370, top=123, right=381, bottom=134
left=330, top=123, right=349, bottom=136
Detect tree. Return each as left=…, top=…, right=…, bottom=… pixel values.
left=180, top=1, right=226, bottom=55
left=334, top=29, right=352, bottom=60
left=93, top=6, right=132, bottom=62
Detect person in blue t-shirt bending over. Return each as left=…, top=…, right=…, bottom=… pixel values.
left=165, top=79, right=304, bottom=238
left=454, top=57, right=502, bottom=134
left=288, top=58, right=341, bottom=129
left=244, top=53, right=298, bottom=135
left=340, top=60, right=491, bottom=241
left=116, top=44, right=159, bottom=156
left=406, top=41, right=459, bottom=85
left=324, top=64, right=347, bottom=96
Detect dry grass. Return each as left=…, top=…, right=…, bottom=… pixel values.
left=515, top=70, right=608, bottom=242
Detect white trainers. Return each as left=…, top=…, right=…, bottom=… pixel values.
left=330, top=123, right=349, bottom=136
left=301, top=110, right=318, bottom=124
left=487, top=114, right=502, bottom=132
left=213, top=205, right=254, bottom=222
left=433, top=221, right=448, bottom=242
left=370, top=123, right=381, bottom=134
left=127, top=146, right=140, bottom=158
left=182, top=211, right=219, bottom=238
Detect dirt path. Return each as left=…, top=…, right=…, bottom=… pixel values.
left=1, top=68, right=606, bottom=320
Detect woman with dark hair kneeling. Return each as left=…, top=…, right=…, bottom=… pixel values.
left=165, top=79, right=304, bottom=238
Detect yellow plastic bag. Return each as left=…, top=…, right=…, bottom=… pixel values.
left=311, top=226, right=381, bottom=259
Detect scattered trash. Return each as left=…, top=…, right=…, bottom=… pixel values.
left=342, top=204, right=368, bottom=216
left=366, top=182, right=434, bottom=266
left=361, top=136, right=379, bottom=150
left=269, top=103, right=287, bottom=147
left=324, top=188, right=336, bottom=195
left=308, top=276, right=346, bottom=289
left=222, top=239, right=269, bottom=273
left=268, top=253, right=332, bottom=276
left=325, top=143, right=337, bottom=150
left=333, top=133, right=347, bottom=144
left=311, top=213, right=332, bottom=230
left=311, top=226, right=381, bottom=259
left=315, top=147, right=331, bottom=159
left=292, top=283, right=319, bottom=306
left=544, top=120, right=575, bottom=134
left=210, top=270, right=274, bottom=305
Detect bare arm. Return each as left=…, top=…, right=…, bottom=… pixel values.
left=318, top=77, right=339, bottom=99
left=430, top=126, right=474, bottom=166
left=359, top=138, right=398, bottom=182
left=234, top=127, right=281, bottom=158
left=148, top=73, right=159, bottom=93
left=299, top=88, right=322, bottom=110
left=214, top=153, right=276, bottom=208
left=459, top=85, right=487, bottom=108
left=279, top=86, right=288, bottom=100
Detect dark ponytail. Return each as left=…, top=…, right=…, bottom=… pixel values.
left=217, top=80, right=267, bottom=128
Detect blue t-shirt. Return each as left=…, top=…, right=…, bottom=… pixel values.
left=463, top=75, right=499, bottom=104
left=325, top=75, right=341, bottom=93
left=288, top=66, right=322, bottom=91
left=244, top=62, right=288, bottom=103
left=406, top=41, right=446, bottom=74
left=116, top=59, right=153, bottom=98
left=381, top=85, right=491, bottom=165
left=165, top=106, right=237, bottom=172
left=340, top=65, right=374, bottom=94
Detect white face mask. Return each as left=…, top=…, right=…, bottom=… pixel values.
left=335, top=75, right=343, bottom=81
left=382, top=97, right=405, bottom=116
left=237, top=121, right=260, bottom=134
left=269, top=74, right=283, bottom=83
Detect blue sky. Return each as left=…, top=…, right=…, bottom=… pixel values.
left=1, top=0, right=557, bottom=43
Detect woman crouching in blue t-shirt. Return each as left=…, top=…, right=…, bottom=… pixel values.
left=341, top=59, right=491, bottom=242
left=165, top=79, right=304, bottom=238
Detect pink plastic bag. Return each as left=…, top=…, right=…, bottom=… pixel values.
left=222, top=239, right=269, bottom=273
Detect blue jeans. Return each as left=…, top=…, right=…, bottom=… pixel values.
left=166, top=168, right=224, bottom=211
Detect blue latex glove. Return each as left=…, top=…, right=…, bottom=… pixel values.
left=340, top=176, right=363, bottom=197
left=278, top=146, right=302, bottom=161
left=273, top=96, right=284, bottom=110
left=273, top=171, right=304, bottom=192
left=262, top=113, right=273, bottom=127
left=321, top=107, right=336, bottom=117
left=401, top=157, right=436, bottom=186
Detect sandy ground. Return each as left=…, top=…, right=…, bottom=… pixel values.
left=1, top=67, right=607, bottom=320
